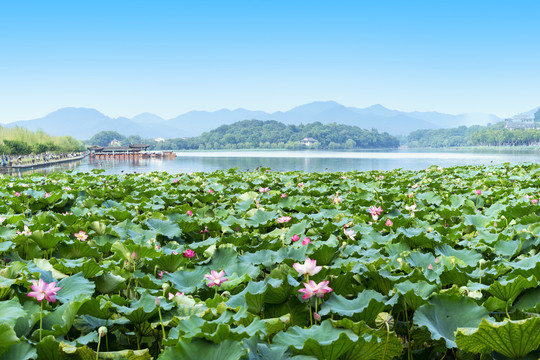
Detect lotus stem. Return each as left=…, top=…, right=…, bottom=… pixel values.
left=39, top=300, right=43, bottom=342
left=382, top=321, right=389, bottom=360
left=96, top=334, right=102, bottom=360
left=158, top=307, right=166, bottom=346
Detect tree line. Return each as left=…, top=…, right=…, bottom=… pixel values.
left=407, top=122, right=540, bottom=147
left=0, top=126, right=84, bottom=155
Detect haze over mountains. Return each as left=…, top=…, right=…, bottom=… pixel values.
left=6, top=101, right=505, bottom=140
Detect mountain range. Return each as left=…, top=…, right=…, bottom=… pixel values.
left=5, top=101, right=506, bottom=140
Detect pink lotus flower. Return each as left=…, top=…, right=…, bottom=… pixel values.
left=173, top=179, right=179, bottom=183
left=184, top=249, right=195, bottom=258
left=0, top=217, right=5, bottom=224
left=187, top=210, right=193, bottom=216
left=532, top=199, right=538, bottom=204
left=313, top=312, right=321, bottom=321
left=411, top=184, right=419, bottom=189
left=278, top=216, right=291, bottom=223
left=205, top=270, right=228, bottom=287
left=200, top=226, right=208, bottom=234
left=172, top=251, right=178, bottom=255
left=28, top=278, right=62, bottom=303
left=291, top=234, right=300, bottom=242
left=156, top=245, right=161, bottom=250
left=298, top=182, right=304, bottom=188
left=155, top=297, right=160, bottom=306
left=369, top=206, right=383, bottom=221
left=280, top=193, right=287, bottom=198
left=298, top=280, right=333, bottom=299
left=158, top=270, right=168, bottom=279
left=385, top=219, right=393, bottom=227
left=208, top=189, right=214, bottom=194
left=168, top=291, right=184, bottom=300
left=259, top=187, right=270, bottom=193
left=331, top=194, right=343, bottom=204
left=435, top=257, right=439, bottom=264
left=131, top=251, right=137, bottom=259
left=64, top=187, right=72, bottom=191
left=17, top=225, right=32, bottom=236
left=293, top=258, right=322, bottom=276
left=344, top=229, right=356, bottom=240
left=428, top=264, right=434, bottom=270
left=476, top=190, right=482, bottom=195
left=14, top=192, right=21, bottom=197
left=74, top=231, right=88, bottom=241
left=44, top=193, right=51, bottom=198
left=301, top=237, right=312, bottom=245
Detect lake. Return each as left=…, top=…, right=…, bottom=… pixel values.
left=12, top=148, right=539, bottom=175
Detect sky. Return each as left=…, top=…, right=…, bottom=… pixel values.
left=1, top=1, right=539, bottom=123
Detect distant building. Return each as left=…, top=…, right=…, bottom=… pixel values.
left=108, top=139, right=121, bottom=146
left=504, top=115, right=535, bottom=130
left=155, top=137, right=165, bottom=142
left=300, top=137, right=318, bottom=146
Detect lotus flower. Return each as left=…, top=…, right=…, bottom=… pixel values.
left=168, top=291, right=184, bottom=300
left=200, top=226, right=208, bottom=234
left=187, top=210, right=193, bottom=216
left=301, top=237, right=312, bottom=245
left=428, top=264, right=434, bottom=270
left=74, top=231, right=88, bottom=242
left=369, top=206, right=383, bottom=220
left=476, top=190, right=482, bottom=195
left=293, top=258, right=322, bottom=276
left=344, top=229, right=356, bottom=240
left=44, top=193, right=51, bottom=198
left=259, top=187, right=270, bottom=193
left=173, top=179, right=179, bottom=183
left=313, top=312, right=322, bottom=321
left=205, top=270, right=228, bottom=287
left=28, top=278, right=62, bottom=303
left=277, top=216, right=291, bottom=223
left=0, top=217, right=5, bottom=224
left=208, top=189, right=214, bottom=194
left=532, top=199, right=538, bottom=204
left=385, top=219, right=393, bottom=227
left=17, top=225, right=32, bottom=236
left=280, top=193, right=287, bottom=198
left=298, top=280, right=333, bottom=299
left=14, top=192, right=20, bottom=197
left=291, top=234, right=300, bottom=242
left=183, top=249, right=195, bottom=258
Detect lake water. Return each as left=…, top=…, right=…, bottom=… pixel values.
left=16, top=148, right=539, bottom=175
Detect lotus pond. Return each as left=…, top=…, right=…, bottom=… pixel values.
left=1, top=164, right=540, bottom=359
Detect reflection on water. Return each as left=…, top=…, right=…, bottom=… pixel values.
left=65, top=149, right=540, bottom=175
left=1, top=159, right=84, bottom=177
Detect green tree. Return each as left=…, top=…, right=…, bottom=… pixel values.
left=88, top=131, right=126, bottom=146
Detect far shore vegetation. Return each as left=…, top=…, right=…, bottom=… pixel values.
left=0, top=125, right=84, bottom=155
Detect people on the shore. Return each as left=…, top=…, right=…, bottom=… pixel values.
left=1, top=152, right=85, bottom=167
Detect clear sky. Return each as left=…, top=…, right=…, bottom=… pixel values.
left=1, top=1, right=539, bottom=123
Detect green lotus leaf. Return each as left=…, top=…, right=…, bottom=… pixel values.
left=94, top=272, right=127, bottom=294
left=145, top=218, right=182, bottom=238
left=159, top=338, right=247, bottom=360
left=246, top=210, right=278, bottom=227
left=165, top=266, right=208, bottom=294
left=36, top=335, right=59, bottom=360
left=436, top=244, right=482, bottom=267
left=96, top=349, right=152, bottom=359
left=112, top=292, right=163, bottom=324
left=394, top=280, right=438, bottom=310
left=272, top=320, right=358, bottom=360
left=227, top=277, right=286, bottom=312
left=39, top=294, right=89, bottom=338
left=0, top=339, right=35, bottom=360
left=514, top=287, right=540, bottom=312
left=29, top=230, right=64, bottom=250
left=330, top=319, right=403, bottom=360
left=56, top=272, right=95, bottom=303
left=319, top=290, right=388, bottom=325
left=33, top=258, right=68, bottom=280
left=455, top=317, right=540, bottom=359
left=464, top=213, right=491, bottom=229
left=0, top=298, right=27, bottom=327
left=488, top=275, right=537, bottom=304
left=0, top=323, right=19, bottom=356
left=413, top=294, right=491, bottom=348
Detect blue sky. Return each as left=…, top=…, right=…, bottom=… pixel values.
left=1, top=1, right=539, bottom=122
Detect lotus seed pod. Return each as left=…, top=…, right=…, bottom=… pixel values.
left=162, top=283, right=170, bottom=291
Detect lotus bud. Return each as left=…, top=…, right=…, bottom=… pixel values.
left=155, top=297, right=160, bottom=306
left=451, top=258, right=456, bottom=265
left=313, top=312, right=321, bottom=321
left=478, top=259, right=486, bottom=266
left=162, top=283, right=170, bottom=291
left=428, top=264, right=433, bottom=270
left=98, top=326, right=107, bottom=337
left=220, top=291, right=231, bottom=299
left=428, top=227, right=432, bottom=233
left=131, top=251, right=137, bottom=259
left=342, top=241, right=347, bottom=247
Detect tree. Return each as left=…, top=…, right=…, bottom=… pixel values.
left=88, top=131, right=126, bottom=146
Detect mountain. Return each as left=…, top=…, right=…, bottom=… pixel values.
left=516, top=106, right=540, bottom=118
left=7, top=108, right=180, bottom=140
left=6, top=102, right=504, bottom=139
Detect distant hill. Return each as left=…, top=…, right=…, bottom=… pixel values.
left=6, top=101, right=503, bottom=139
